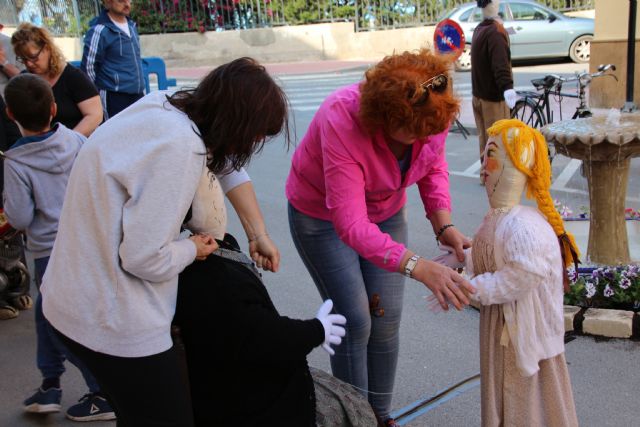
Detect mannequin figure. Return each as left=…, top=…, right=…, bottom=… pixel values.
left=176, top=170, right=379, bottom=427
left=434, top=119, right=580, bottom=426
left=471, top=0, right=518, bottom=184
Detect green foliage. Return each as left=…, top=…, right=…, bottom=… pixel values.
left=283, top=0, right=319, bottom=24
left=131, top=0, right=210, bottom=34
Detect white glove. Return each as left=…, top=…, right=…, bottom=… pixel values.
left=315, top=299, right=347, bottom=356
left=425, top=294, right=454, bottom=314
left=425, top=278, right=477, bottom=314
left=504, top=89, right=518, bottom=109
left=431, top=245, right=465, bottom=269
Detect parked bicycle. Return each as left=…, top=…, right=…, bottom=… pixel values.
left=510, top=64, right=618, bottom=161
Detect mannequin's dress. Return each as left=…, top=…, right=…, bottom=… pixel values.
left=472, top=209, right=579, bottom=427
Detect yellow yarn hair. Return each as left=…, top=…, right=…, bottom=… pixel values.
left=487, top=119, right=580, bottom=268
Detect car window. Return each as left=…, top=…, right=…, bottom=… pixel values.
left=468, top=7, right=483, bottom=22
left=459, top=8, right=473, bottom=22
left=468, top=4, right=508, bottom=22
left=509, top=3, right=550, bottom=21
left=439, top=7, right=459, bottom=21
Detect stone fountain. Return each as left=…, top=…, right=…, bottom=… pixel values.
left=542, top=113, right=640, bottom=265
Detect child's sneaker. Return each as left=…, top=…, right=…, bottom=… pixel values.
left=23, top=387, right=62, bottom=413
left=66, top=393, right=116, bottom=422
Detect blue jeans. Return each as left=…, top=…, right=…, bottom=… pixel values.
left=288, top=204, right=407, bottom=420
left=34, top=257, right=99, bottom=392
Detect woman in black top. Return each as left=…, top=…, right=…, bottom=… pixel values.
left=11, top=23, right=102, bottom=137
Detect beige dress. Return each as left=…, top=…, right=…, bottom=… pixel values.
left=473, top=210, right=579, bottom=427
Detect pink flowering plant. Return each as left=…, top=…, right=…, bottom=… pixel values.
left=565, top=265, right=640, bottom=311
left=554, top=200, right=640, bottom=220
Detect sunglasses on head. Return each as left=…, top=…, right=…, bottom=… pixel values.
left=411, top=73, right=448, bottom=106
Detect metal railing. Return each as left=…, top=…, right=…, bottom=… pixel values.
left=0, top=0, right=593, bottom=36
left=1, top=0, right=100, bottom=35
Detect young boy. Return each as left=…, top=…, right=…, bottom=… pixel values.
left=3, top=74, right=115, bottom=421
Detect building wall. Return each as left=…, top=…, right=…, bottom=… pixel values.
left=590, top=0, right=640, bottom=108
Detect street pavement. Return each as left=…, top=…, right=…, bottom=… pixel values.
left=1, top=59, right=638, bottom=427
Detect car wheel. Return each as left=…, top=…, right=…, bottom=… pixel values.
left=569, top=35, right=592, bottom=63
left=455, top=45, right=472, bottom=71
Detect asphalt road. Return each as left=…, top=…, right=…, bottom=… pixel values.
left=1, top=61, right=638, bottom=427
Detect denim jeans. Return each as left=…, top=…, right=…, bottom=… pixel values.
left=34, top=256, right=99, bottom=392
left=288, top=204, right=407, bottom=420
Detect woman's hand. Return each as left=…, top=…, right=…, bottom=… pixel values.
left=189, top=233, right=218, bottom=261
left=438, top=226, right=472, bottom=263
left=411, top=258, right=475, bottom=311
left=249, top=234, right=280, bottom=272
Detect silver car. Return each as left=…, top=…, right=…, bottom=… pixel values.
left=441, top=0, right=594, bottom=70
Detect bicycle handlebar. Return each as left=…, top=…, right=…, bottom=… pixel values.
left=531, top=64, right=617, bottom=90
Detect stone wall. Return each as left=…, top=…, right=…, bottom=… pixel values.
left=2, top=21, right=436, bottom=67
left=138, top=22, right=437, bottom=68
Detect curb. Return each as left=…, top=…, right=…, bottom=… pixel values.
left=470, top=301, right=638, bottom=340
left=564, top=306, right=639, bottom=340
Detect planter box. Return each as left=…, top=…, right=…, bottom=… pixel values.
left=563, top=218, right=640, bottom=262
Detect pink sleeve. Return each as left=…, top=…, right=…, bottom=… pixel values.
left=320, top=104, right=406, bottom=272
left=417, top=128, right=452, bottom=218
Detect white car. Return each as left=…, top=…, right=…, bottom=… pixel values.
left=440, top=0, right=594, bottom=71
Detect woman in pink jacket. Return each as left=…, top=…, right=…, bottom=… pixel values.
left=286, top=49, right=475, bottom=427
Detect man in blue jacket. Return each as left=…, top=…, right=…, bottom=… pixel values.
left=81, top=0, right=144, bottom=119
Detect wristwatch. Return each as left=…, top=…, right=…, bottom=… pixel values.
left=404, top=254, right=421, bottom=278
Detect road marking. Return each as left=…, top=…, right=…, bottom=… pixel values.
left=391, top=374, right=481, bottom=426
left=450, top=160, right=482, bottom=178
left=451, top=158, right=640, bottom=203
left=551, top=158, right=582, bottom=191
left=288, top=97, right=329, bottom=105
left=276, top=71, right=366, bottom=82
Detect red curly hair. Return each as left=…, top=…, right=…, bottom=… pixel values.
left=359, top=49, right=460, bottom=138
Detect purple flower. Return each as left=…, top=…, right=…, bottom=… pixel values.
left=604, top=285, right=615, bottom=297
left=626, top=265, right=638, bottom=278
left=585, top=281, right=596, bottom=298
left=603, top=268, right=616, bottom=280
left=619, top=277, right=631, bottom=290
left=592, top=268, right=604, bottom=279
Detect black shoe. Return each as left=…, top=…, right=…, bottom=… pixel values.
left=65, top=393, right=116, bottom=422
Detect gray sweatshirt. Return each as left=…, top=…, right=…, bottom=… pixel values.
left=42, top=91, right=205, bottom=357
left=3, top=124, right=85, bottom=258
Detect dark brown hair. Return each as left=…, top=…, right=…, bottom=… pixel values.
left=359, top=48, right=460, bottom=138
left=5, top=74, right=54, bottom=132
left=166, top=57, right=290, bottom=174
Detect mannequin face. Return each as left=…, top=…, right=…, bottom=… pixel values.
left=482, top=0, right=501, bottom=19
left=482, top=130, right=529, bottom=209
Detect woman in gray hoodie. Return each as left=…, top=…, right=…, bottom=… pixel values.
left=41, top=57, right=290, bottom=427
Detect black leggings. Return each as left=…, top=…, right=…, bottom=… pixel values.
left=54, top=328, right=194, bottom=427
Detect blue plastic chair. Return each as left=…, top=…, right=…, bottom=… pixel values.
left=142, top=56, right=177, bottom=92
left=68, top=57, right=176, bottom=93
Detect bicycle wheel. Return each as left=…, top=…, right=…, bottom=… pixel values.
left=511, top=99, right=555, bottom=162
left=511, top=99, right=545, bottom=129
